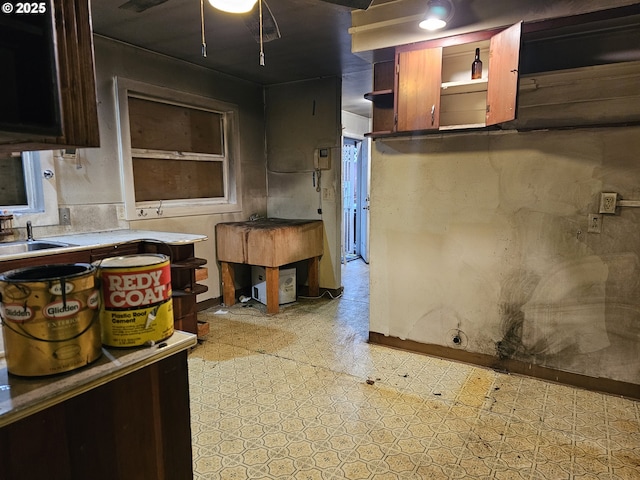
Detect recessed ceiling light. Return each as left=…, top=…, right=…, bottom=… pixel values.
left=419, top=0, right=455, bottom=31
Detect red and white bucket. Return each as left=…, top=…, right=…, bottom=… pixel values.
left=96, top=254, right=174, bottom=347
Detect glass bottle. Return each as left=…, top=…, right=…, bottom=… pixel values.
left=471, top=48, right=482, bottom=80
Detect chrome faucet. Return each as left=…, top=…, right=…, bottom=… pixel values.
left=26, top=221, right=33, bottom=241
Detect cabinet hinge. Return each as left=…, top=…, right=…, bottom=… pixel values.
left=486, top=105, right=491, bottom=113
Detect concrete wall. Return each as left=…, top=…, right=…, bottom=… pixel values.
left=47, top=36, right=268, bottom=301
left=369, top=126, right=640, bottom=386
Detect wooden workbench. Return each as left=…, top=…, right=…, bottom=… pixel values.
left=215, top=218, right=323, bottom=313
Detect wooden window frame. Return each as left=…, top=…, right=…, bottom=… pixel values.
left=115, top=77, right=242, bottom=220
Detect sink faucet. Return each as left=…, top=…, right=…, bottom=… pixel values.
left=26, top=221, right=33, bottom=241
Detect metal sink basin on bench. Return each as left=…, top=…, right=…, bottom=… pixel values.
left=0, top=241, right=75, bottom=256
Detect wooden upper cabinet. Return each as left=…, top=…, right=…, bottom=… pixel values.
left=0, top=0, right=99, bottom=152
left=365, top=22, right=523, bottom=137
left=396, top=48, right=443, bottom=132
left=486, top=22, right=523, bottom=126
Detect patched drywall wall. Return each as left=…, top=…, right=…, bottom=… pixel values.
left=370, top=126, right=640, bottom=385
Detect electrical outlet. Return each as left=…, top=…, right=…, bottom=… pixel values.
left=587, top=213, right=602, bottom=233
left=599, top=192, right=618, bottom=214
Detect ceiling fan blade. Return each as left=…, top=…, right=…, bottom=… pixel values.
left=243, top=0, right=282, bottom=43
left=318, top=0, right=373, bottom=10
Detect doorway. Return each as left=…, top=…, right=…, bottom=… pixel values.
left=341, top=136, right=370, bottom=264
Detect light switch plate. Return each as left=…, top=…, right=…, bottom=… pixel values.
left=58, top=207, right=71, bottom=225
left=587, top=213, right=602, bottom=233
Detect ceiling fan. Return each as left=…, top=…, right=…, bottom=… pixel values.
left=231, top=0, right=375, bottom=66
left=118, top=0, right=373, bottom=64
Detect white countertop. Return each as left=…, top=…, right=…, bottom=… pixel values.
left=0, top=330, right=197, bottom=428
left=0, top=229, right=208, bottom=262
left=45, top=229, right=208, bottom=247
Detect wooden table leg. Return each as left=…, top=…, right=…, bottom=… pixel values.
left=265, top=266, right=280, bottom=314
left=308, top=256, right=320, bottom=297
left=221, top=262, right=236, bottom=307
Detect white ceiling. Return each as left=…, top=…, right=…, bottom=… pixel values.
left=90, top=0, right=375, bottom=117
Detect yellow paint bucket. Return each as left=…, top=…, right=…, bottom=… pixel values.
left=97, top=254, right=173, bottom=347
left=0, top=264, right=102, bottom=376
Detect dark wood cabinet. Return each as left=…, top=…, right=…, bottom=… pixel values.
left=89, top=243, right=143, bottom=262
left=364, top=61, right=395, bottom=136
left=0, top=0, right=100, bottom=152
left=366, top=22, right=522, bottom=137
left=0, top=250, right=91, bottom=271
left=0, top=350, right=193, bottom=480
left=142, top=242, right=209, bottom=337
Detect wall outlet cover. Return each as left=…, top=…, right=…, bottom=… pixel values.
left=599, top=192, right=618, bottom=214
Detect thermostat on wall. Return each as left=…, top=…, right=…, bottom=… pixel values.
left=314, top=147, right=332, bottom=170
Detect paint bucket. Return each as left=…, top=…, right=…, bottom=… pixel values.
left=0, top=264, right=102, bottom=376
left=97, top=254, right=173, bottom=347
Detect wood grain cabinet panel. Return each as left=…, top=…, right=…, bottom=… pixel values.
left=486, top=22, right=523, bottom=125
left=366, top=22, right=522, bottom=137
left=0, top=352, right=193, bottom=480
left=396, top=48, right=443, bottom=132
left=0, top=0, right=99, bottom=151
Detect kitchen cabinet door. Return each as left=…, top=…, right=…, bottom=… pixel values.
left=395, top=48, right=443, bottom=132
left=486, top=22, right=523, bottom=126
left=379, top=22, right=522, bottom=138
left=0, top=0, right=99, bottom=152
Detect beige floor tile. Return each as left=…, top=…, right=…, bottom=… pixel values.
left=190, top=259, right=639, bottom=479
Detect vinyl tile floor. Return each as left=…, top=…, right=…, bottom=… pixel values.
left=188, top=259, right=640, bottom=479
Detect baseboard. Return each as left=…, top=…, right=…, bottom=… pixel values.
left=197, top=297, right=221, bottom=312
left=369, top=332, right=639, bottom=401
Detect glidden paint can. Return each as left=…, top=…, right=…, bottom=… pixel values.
left=0, top=264, right=102, bottom=376
left=97, top=254, right=174, bottom=347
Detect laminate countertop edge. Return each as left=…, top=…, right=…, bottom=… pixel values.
left=0, top=330, right=197, bottom=428
left=0, top=229, right=208, bottom=262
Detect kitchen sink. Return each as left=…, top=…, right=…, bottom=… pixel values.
left=0, top=240, right=75, bottom=256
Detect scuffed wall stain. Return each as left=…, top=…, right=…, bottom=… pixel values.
left=521, top=256, right=610, bottom=355
left=497, top=254, right=640, bottom=378
left=496, top=268, right=540, bottom=360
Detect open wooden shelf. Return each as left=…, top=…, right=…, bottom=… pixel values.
left=441, top=78, right=488, bottom=95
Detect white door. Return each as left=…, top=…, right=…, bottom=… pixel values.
left=342, top=137, right=370, bottom=264
left=357, top=139, right=370, bottom=264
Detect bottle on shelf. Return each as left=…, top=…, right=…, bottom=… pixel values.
left=471, top=48, right=482, bottom=80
